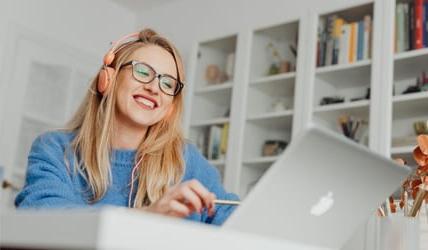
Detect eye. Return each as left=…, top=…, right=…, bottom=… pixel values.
left=135, top=64, right=152, bottom=78
left=160, top=77, right=175, bottom=89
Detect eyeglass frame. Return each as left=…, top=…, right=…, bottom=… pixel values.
left=120, top=60, right=184, bottom=96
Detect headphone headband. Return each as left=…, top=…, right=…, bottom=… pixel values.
left=103, top=32, right=140, bottom=66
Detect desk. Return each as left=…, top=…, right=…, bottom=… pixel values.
left=1, top=208, right=330, bottom=250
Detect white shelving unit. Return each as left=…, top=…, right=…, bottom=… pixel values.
left=312, top=3, right=374, bottom=148
left=185, top=34, right=238, bottom=182
left=185, top=19, right=302, bottom=197
left=184, top=0, right=428, bottom=199
left=236, top=20, right=300, bottom=197
left=389, top=0, right=428, bottom=166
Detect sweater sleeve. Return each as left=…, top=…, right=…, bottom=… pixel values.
left=186, top=144, right=240, bottom=226
left=14, top=132, right=88, bottom=209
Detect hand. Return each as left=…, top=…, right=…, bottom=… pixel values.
left=142, top=179, right=216, bottom=218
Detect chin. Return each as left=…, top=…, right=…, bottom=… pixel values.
left=129, top=113, right=162, bottom=127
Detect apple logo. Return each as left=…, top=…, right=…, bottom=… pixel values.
left=310, top=191, right=334, bottom=216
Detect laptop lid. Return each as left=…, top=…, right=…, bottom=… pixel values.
left=224, top=125, right=411, bottom=249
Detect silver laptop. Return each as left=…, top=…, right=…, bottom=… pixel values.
left=224, top=125, right=411, bottom=249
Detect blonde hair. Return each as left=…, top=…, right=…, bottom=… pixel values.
left=65, top=28, right=185, bottom=208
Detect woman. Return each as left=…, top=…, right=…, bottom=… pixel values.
left=15, top=28, right=239, bottom=225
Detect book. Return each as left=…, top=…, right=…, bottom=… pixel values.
left=340, top=24, right=351, bottom=64
left=332, top=18, right=344, bottom=64
left=325, top=39, right=334, bottom=66
left=317, top=18, right=327, bottom=67
left=349, top=22, right=357, bottom=63
left=220, top=123, right=229, bottom=156
left=425, top=2, right=428, bottom=47
left=363, top=15, right=372, bottom=59
left=208, top=125, right=222, bottom=160
left=396, top=3, right=405, bottom=52
left=196, top=127, right=209, bottom=158
left=415, top=0, right=424, bottom=49
left=325, top=15, right=337, bottom=66
left=357, top=20, right=364, bottom=60
left=410, top=2, right=415, bottom=50
left=403, top=3, right=410, bottom=51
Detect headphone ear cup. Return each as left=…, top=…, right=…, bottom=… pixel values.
left=97, top=66, right=115, bottom=94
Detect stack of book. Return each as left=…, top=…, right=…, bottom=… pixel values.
left=317, top=14, right=372, bottom=67
left=395, top=0, right=428, bottom=53
left=196, top=123, right=229, bottom=161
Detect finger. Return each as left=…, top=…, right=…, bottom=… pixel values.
left=174, top=185, right=203, bottom=213
left=167, top=200, right=191, bottom=218
left=208, top=192, right=217, bottom=217
left=187, top=180, right=215, bottom=210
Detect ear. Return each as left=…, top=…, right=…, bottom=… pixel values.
left=98, top=67, right=115, bottom=94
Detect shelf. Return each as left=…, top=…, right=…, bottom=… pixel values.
left=393, top=91, right=428, bottom=103
left=250, top=72, right=296, bottom=85
left=393, top=92, right=428, bottom=119
left=195, top=82, right=233, bottom=94
left=394, top=48, right=428, bottom=81
left=390, top=146, right=414, bottom=155
left=190, top=117, right=229, bottom=127
left=247, top=110, right=293, bottom=121
left=247, top=112, right=293, bottom=131
left=243, top=156, right=279, bottom=165
left=316, top=59, right=371, bottom=74
left=315, top=60, right=371, bottom=89
left=314, top=99, right=370, bottom=113
left=394, top=48, right=428, bottom=61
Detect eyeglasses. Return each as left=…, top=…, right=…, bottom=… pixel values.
left=120, top=60, right=184, bottom=96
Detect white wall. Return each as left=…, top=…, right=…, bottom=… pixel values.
left=135, top=0, right=373, bottom=65
left=0, top=0, right=136, bottom=168
left=0, top=0, right=136, bottom=61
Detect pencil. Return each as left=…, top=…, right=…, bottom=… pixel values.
left=213, top=199, right=240, bottom=206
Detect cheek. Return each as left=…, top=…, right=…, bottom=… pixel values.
left=159, top=99, right=174, bottom=116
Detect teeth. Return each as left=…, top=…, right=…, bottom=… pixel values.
left=135, top=96, right=155, bottom=109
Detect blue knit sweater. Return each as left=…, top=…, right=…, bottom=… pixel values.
left=15, top=131, right=239, bottom=226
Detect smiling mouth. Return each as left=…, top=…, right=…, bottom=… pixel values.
left=133, top=95, right=158, bottom=110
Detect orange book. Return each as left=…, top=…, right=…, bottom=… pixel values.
left=349, top=22, right=357, bottom=63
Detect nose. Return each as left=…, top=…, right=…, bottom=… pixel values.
left=142, top=76, right=160, bottom=94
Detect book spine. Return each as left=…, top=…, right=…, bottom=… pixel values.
left=318, top=18, right=327, bottom=67
left=415, top=0, right=424, bottom=49
left=399, top=4, right=405, bottom=52
left=332, top=18, right=344, bottom=65
left=339, top=24, right=347, bottom=64
left=325, top=15, right=336, bottom=66
left=349, top=22, right=357, bottom=63
left=363, top=15, right=372, bottom=59
left=395, top=4, right=401, bottom=52
left=357, top=20, right=364, bottom=60
left=425, top=2, right=428, bottom=47
left=410, top=2, right=415, bottom=50
left=403, top=3, right=410, bottom=51
left=343, top=24, right=351, bottom=64
left=220, top=123, right=229, bottom=156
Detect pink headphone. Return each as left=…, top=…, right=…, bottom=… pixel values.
left=97, top=32, right=140, bottom=94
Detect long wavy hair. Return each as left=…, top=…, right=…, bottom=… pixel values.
left=65, top=28, right=185, bottom=208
